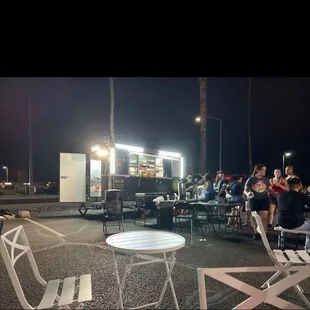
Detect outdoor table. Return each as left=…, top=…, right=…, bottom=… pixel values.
left=189, top=202, right=241, bottom=233
left=106, top=230, right=185, bottom=310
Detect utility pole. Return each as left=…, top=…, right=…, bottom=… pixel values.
left=108, top=77, right=115, bottom=190
left=109, top=77, right=115, bottom=144
left=28, top=98, right=34, bottom=195
left=199, top=77, right=207, bottom=173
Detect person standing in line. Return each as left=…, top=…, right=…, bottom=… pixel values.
left=268, top=168, right=289, bottom=229
left=285, top=165, right=299, bottom=180
left=285, top=165, right=303, bottom=188
left=244, top=164, right=277, bottom=240
left=226, top=174, right=243, bottom=227
left=214, top=170, right=228, bottom=204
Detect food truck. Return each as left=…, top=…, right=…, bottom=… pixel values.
left=59, top=143, right=185, bottom=203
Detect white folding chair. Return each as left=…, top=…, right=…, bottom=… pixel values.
left=197, top=265, right=310, bottom=309
left=252, top=211, right=310, bottom=308
left=0, top=225, right=92, bottom=309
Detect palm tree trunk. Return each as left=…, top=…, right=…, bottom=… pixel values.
left=109, top=77, right=115, bottom=144
left=199, top=77, right=207, bottom=173
left=247, top=77, right=253, bottom=173
left=109, top=77, right=115, bottom=190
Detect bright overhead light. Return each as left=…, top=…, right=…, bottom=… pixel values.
left=284, top=152, right=292, bottom=157
left=180, top=157, right=184, bottom=178
left=195, top=116, right=201, bottom=123
left=91, top=145, right=101, bottom=152
left=130, top=152, right=180, bottom=161
left=158, top=150, right=181, bottom=158
left=97, top=149, right=109, bottom=157
left=2, top=166, right=7, bottom=169
left=115, top=143, right=144, bottom=153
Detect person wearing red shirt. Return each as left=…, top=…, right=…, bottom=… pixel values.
left=268, top=168, right=289, bottom=229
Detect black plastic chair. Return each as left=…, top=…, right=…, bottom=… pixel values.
left=103, top=189, right=124, bottom=235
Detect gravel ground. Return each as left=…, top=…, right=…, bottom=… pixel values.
left=0, top=207, right=309, bottom=309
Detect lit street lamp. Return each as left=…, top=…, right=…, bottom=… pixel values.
left=90, top=145, right=109, bottom=157
left=2, top=166, right=9, bottom=183
left=195, top=116, right=201, bottom=123
left=282, top=152, right=292, bottom=175
left=195, top=115, right=223, bottom=170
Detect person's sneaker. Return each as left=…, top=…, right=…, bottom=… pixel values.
left=268, top=224, right=273, bottom=229
left=253, top=233, right=261, bottom=240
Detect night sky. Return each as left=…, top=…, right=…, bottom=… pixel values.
left=0, top=77, right=309, bottom=183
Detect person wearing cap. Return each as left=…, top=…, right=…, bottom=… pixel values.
left=214, top=170, right=228, bottom=204
left=277, top=178, right=310, bottom=253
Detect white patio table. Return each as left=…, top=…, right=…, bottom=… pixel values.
left=106, top=230, right=185, bottom=310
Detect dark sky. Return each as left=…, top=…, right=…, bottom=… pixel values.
left=0, top=77, right=310, bottom=183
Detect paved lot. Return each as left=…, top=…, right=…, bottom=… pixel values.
left=0, top=210, right=309, bottom=309
left=0, top=195, right=59, bottom=205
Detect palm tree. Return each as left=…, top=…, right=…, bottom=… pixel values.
left=247, top=77, right=253, bottom=173
left=108, top=77, right=115, bottom=189
left=109, top=77, right=115, bottom=144
left=199, top=77, right=207, bottom=173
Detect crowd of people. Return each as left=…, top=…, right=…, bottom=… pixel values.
left=184, top=165, right=310, bottom=253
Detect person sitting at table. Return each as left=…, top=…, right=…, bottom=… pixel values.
left=278, top=178, right=310, bottom=253
left=184, top=175, right=195, bottom=198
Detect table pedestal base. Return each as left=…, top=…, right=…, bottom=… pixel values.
left=112, top=250, right=180, bottom=310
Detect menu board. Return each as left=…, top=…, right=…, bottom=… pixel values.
left=90, top=159, right=102, bottom=197
left=112, top=176, right=125, bottom=191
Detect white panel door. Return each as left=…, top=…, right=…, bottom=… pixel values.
left=60, top=153, right=86, bottom=203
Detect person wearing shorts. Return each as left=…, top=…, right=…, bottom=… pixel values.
left=244, top=164, right=277, bottom=240
left=268, top=169, right=288, bottom=229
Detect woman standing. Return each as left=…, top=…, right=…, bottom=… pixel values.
left=268, top=169, right=288, bottom=229
left=198, top=173, right=214, bottom=201
left=244, top=164, right=277, bottom=240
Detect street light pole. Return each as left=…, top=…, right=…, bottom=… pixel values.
left=282, top=152, right=292, bottom=175
left=3, top=166, right=8, bottom=182
left=28, top=98, right=33, bottom=195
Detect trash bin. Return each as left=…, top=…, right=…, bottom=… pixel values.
left=156, top=201, right=174, bottom=230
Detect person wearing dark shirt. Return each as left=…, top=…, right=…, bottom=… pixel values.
left=215, top=170, right=228, bottom=203
left=244, top=164, right=277, bottom=240
left=226, top=174, right=243, bottom=227
left=228, top=174, right=243, bottom=203
left=277, top=178, right=310, bottom=253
